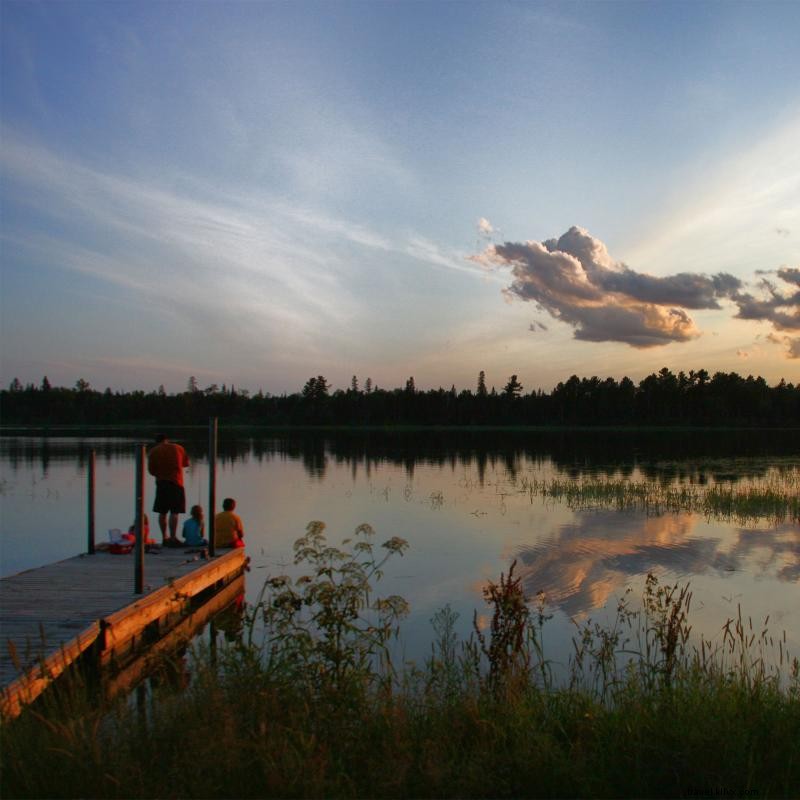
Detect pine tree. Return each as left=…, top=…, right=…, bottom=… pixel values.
left=503, top=374, right=523, bottom=398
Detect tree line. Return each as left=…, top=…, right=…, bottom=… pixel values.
left=1, top=368, right=798, bottom=427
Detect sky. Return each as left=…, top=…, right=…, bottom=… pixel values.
left=1, top=0, right=799, bottom=395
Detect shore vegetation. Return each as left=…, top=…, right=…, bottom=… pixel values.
left=2, top=524, right=798, bottom=799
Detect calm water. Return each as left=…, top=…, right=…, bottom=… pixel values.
left=1, top=430, right=798, bottom=668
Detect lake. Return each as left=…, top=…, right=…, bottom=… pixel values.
left=1, top=429, right=798, bottom=671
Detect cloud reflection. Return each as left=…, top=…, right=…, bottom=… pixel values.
left=730, top=523, right=800, bottom=583
left=514, top=511, right=798, bottom=618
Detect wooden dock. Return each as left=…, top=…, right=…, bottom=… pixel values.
left=0, top=547, right=247, bottom=718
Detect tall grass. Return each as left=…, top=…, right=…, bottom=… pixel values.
left=517, top=467, right=800, bottom=524
left=3, top=525, right=798, bottom=799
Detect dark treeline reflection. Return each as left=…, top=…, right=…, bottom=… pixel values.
left=3, top=429, right=799, bottom=482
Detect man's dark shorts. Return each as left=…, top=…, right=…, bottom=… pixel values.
left=153, top=480, right=186, bottom=514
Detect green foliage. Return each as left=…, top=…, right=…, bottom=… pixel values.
left=2, top=541, right=799, bottom=799
left=249, top=521, right=409, bottom=697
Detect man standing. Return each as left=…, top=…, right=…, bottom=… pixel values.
left=147, top=433, right=190, bottom=546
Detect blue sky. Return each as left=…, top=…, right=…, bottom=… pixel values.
left=2, top=0, right=798, bottom=394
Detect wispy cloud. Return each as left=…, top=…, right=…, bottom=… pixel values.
left=2, top=128, right=512, bottom=388
left=624, top=115, right=800, bottom=278
left=406, top=236, right=494, bottom=278
left=0, top=131, right=395, bottom=338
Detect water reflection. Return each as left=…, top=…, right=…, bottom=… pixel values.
left=2, top=431, right=798, bottom=671
left=3, top=429, right=799, bottom=483
left=514, top=511, right=798, bottom=619
left=731, top=523, right=800, bottom=583
left=211, top=592, right=246, bottom=643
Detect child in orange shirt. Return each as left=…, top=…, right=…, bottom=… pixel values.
left=214, top=498, right=245, bottom=548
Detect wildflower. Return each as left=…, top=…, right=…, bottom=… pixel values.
left=382, top=536, right=409, bottom=554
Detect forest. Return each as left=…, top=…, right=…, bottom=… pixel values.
left=1, top=368, right=798, bottom=427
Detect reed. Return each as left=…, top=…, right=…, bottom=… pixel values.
left=518, top=467, right=800, bottom=523
left=2, top=529, right=798, bottom=799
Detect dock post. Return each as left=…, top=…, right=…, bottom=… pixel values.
left=87, top=449, right=96, bottom=554
left=135, top=444, right=146, bottom=594
left=208, top=417, right=218, bottom=557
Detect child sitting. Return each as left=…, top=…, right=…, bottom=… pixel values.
left=214, top=498, right=245, bottom=549
left=182, top=505, right=208, bottom=547
left=125, top=514, right=156, bottom=544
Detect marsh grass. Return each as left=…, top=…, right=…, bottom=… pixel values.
left=2, top=528, right=799, bottom=799
left=517, top=467, right=800, bottom=524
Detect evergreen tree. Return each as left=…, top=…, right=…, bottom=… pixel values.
left=302, top=376, right=330, bottom=401
left=503, top=374, right=523, bottom=398
left=477, top=370, right=487, bottom=397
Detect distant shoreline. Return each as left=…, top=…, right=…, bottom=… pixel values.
left=3, top=423, right=800, bottom=434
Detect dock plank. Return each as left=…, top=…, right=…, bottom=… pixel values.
left=0, top=548, right=246, bottom=716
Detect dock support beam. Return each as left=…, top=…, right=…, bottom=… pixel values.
left=208, top=417, right=218, bottom=557
left=87, top=449, right=96, bottom=555
left=134, top=444, right=146, bottom=594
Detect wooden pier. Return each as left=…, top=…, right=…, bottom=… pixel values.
left=0, top=547, right=247, bottom=718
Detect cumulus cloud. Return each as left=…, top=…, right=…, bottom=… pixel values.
left=730, top=267, right=800, bottom=334
left=474, top=225, right=742, bottom=348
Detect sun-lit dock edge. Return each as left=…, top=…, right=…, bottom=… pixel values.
left=0, top=547, right=247, bottom=719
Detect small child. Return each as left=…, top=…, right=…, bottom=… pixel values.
left=214, top=498, right=245, bottom=549
left=182, top=505, right=208, bottom=547
left=125, top=514, right=155, bottom=544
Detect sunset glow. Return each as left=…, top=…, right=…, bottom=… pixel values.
left=2, top=1, right=798, bottom=393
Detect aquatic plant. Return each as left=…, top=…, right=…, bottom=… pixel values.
left=517, top=467, right=800, bottom=523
